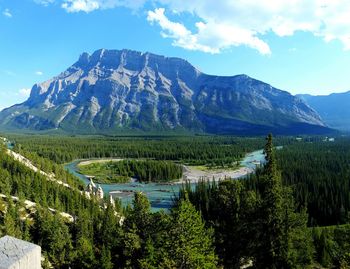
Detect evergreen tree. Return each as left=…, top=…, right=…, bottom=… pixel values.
left=255, top=134, right=285, bottom=268
left=255, top=134, right=313, bottom=269
left=100, top=245, right=113, bottom=269
left=120, top=192, right=152, bottom=268
left=3, top=198, right=21, bottom=238
left=74, top=237, right=95, bottom=269
left=161, top=197, right=217, bottom=268
left=46, top=214, right=74, bottom=268
left=213, top=180, right=259, bottom=268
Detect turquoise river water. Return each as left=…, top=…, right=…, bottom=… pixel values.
left=64, top=148, right=268, bottom=210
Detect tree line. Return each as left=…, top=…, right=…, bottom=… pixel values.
left=79, top=159, right=183, bottom=183
left=9, top=135, right=275, bottom=166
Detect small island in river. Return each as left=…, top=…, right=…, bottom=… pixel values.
left=77, top=159, right=183, bottom=184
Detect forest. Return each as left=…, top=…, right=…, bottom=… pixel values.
left=8, top=134, right=272, bottom=166
left=0, top=140, right=216, bottom=268
left=179, top=135, right=350, bottom=268
left=78, top=159, right=183, bottom=183
left=1, top=134, right=350, bottom=268
left=277, top=138, right=350, bottom=226
left=242, top=137, right=350, bottom=226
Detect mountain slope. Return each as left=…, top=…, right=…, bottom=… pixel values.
left=298, top=92, right=350, bottom=131
left=0, top=49, right=330, bottom=135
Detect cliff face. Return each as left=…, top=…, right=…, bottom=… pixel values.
left=0, top=49, right=329, bottom=135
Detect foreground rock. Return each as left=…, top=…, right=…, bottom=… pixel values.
left=0, top=236, right=41, bottom=269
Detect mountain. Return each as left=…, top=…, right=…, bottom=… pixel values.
left=298, top=92, right=350, bottom=131
left=0, top=49, right=331, bottom=135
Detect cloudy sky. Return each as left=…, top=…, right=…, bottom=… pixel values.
left=1, top=0, right=350, bottom=110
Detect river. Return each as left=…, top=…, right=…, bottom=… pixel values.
left=64, top=148, right=268, bottom=211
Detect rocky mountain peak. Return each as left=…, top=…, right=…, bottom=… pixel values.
left=0, top=49, right=331, bottom=135
left=73, top=49, right=198, bottom=75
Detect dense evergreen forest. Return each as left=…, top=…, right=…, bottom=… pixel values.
left=1, top=134, right=350, bottom=268
left=0, top=141, right=216, bottom=268
left=78, top=160, right=183, bottom=183
left=242, top=137, right=350, bottom=226
left=277, top=138, right=350, bottom=226
left=179, top=135, right=350, bottom=268
left=8, top=135, right=271, bottom=166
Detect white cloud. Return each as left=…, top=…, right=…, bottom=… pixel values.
left=62, top=0, right=100, bottom=13
left=34, top=0, right=55, bottom=6
left=61, top=0, right=145, bottom=13
left=2, top=8, right=12, bottom=18
left=153, top=0, right=350, bottom=53
left=33, top=0, right=350, bottom=54
left=35, top=71, right=44, bottom=75
left=147, top=8, right=213, bottom=53
left=147, top=8, right=271, bottom=54
left=18, top=88, right=31, bottom=98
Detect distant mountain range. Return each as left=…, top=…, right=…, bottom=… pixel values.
left=0, top=49, right=332, bottom=135
left=298, top=92, right=350, bottom=131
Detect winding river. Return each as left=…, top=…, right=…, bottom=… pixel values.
left=64, top=148, right=268, bottom=211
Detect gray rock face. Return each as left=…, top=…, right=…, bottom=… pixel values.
left=0, top=49, right=329, bottom=134
left=0, top=236, right=41, bottom=269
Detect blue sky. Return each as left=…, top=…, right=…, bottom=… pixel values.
left=1, top=0, right=350, bottom=110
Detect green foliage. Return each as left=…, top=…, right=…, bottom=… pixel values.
left=0, top=148, right=93, bottom=216
left=9, top=134, right=270, bottom=166
left=179, top=134, right=313, bottom=269
left=3, top=134, right=350, bottom=268
left=179, top=179, right=259, bottom=267
left=100, top=245, right=113, bottom=269
left=2, top=199, right=22, bottom=238
left=119, top=192, right=217, bottom=268
left=275, top=137, right=350, bottom=226
left=256, top=134, right=285, bottom=268
left=46, top=215, right=74, bottom=267
left=162, top=198, right=217, bottom=268
left=312, top=225, right=350, bottom=268
left=75, top=237, right=95, bottom=268
left=78, top=159, right=183, bottom=183
left=12, top=143, right=84, bottom=189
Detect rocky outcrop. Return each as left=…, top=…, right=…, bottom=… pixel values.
left=0, top=236, right=41, bottom=269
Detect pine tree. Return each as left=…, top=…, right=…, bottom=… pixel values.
left=100, top=245, right=113, bottom=269
left=255, top=134, right=313, bottom=268
left=3, top=198, right=22, bottom=238
left=161, top=197, right=217, bottom=268
left=120, top=192, right=151, bottom=267
left=256, top=134, right=285, bottom=268
left=46, top=214, right=74, bottom=268
left=74, top=236, right=95, bottom=269
left=127, top=191, right=152, bottom=237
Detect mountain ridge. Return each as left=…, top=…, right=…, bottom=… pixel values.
left=0, top=49, right=332, bottom=135
left=298, top=91, right=350, bottom=131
